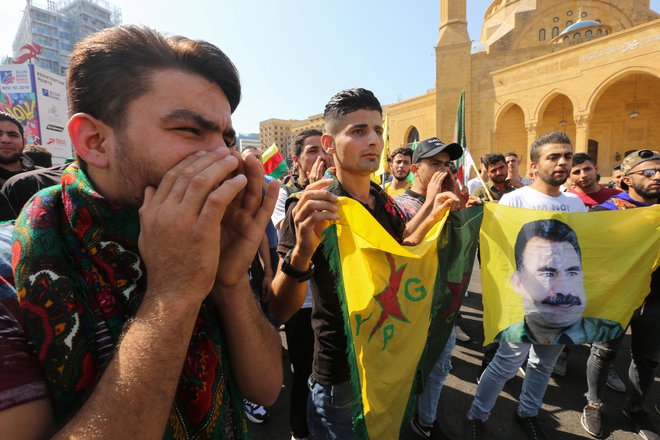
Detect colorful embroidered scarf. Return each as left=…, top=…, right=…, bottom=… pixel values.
left=13, top=164, right=247, bottom=439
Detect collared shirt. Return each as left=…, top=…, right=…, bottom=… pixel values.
left=471, top=181, right=516, bottom=201
left=497, top=317, right=623, bottom=345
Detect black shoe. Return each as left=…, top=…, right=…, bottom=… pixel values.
left=623, top=406, right=660, bottom=440
left=515, top=410, right=550, bottom=440
left=409, top=414, right=431, bottom=439
left=581, top=404, right=603, bottom=438
left=464, top=418, right=485, bottom=440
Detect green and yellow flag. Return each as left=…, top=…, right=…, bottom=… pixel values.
left=322, top=198, right=482, bottom=439
left=480, top=204, right=660, bottom=345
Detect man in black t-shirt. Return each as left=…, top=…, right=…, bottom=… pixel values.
left=271, top=88, right=453, bottom=438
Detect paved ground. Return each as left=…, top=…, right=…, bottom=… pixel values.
left=249, top=263, right=659, bottom=439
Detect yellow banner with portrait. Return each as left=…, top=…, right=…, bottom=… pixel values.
left=322, top=198, right=482, bottom=439
left=480, top=204, right=660, bottom=346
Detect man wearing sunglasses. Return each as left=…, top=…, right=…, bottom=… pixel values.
left=581, top=150, right=659, bottom=439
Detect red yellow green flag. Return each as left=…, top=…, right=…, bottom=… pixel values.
left=262, top=143, right=288, bottom=179
left=322, top=199, right=482, bottom=438
left=480, top=204, right=660, bottom=345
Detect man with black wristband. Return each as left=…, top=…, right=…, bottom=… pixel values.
left=271, top=88, right=456, bottom=438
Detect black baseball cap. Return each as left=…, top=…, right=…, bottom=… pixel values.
left=412, top=137, right=463, bottom=164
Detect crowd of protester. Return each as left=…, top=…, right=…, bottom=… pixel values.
left=0, top=24, right=658, bottom=440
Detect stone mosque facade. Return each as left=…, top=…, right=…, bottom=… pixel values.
left=260, top=0, right=659, bottom=176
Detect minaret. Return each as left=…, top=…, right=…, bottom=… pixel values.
left=436, top=0, right=472, bottom=141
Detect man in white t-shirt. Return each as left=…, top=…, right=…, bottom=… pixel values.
left=466, top=131, right=587, bottom=440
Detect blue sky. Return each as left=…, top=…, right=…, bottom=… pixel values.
left=1, top=1, right=658, bottom=134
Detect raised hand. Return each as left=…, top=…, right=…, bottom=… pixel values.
left=431, top=191, right=461, bottom=219
left=426, top=170, right=448, bottom=203
left=138, top=148, right=246, bottom=302
left=216, top=153, right=279, bottom=289
left=291, top=178, right=338, bottom=261
left=307, top=157, right=327, bottom=184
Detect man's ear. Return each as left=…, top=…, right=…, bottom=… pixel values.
left=621, top=175, right=633, bottom=189
left=321, top=133, right=335, bottom=155
left=530, top=162, right=538, bottom=176
left=67, top=113, right=111, bottom=169
left=410, top=163, right=419, bottom=176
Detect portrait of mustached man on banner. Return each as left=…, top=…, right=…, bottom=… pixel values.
left=497, top=219, right=622, bottom=345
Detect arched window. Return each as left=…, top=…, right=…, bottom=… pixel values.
left=566, top=20, right=573, bottom=27
left=552, top=26, right=559, bottom=37
left=406, top=127, right=420, bottom=146
left=539, top=29, right=546, bottom=41
left=596, top=29, right=603, bottom=36
left=574, top=32, right=581, bottom=40
left=585, top=30, right=593, bottom=39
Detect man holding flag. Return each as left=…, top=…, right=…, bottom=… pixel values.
left=466, top=131, right=587, bottom=440
left=271, top=88, right=458, bottom=438
left=393, top=137, right=477, bottom=438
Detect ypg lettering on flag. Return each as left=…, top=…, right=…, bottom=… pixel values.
left=368, top=254, right=408, bottom=346
left=354, top=253, right=435, bottom=350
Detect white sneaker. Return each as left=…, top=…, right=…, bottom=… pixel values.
left=454, top=325, right=470, bottom=342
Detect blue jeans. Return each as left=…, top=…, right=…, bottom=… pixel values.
left=417, top=328, right=457, bottom=425
left=469, top=341, right=564, bottom=421
left=307, top=376, right=353, bottom=439
left=586, top=299, right=660, bottom=407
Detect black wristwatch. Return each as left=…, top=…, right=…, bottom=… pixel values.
left=281, top=249, right=315, bottom=282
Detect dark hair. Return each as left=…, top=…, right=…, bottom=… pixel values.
left=292, top=129, right=323, bottom=157
left=612, top=164, right=621, bottom=171
left=323, top=88, right=382, bottom=134
left=0, top=112, right=24, bottom=141
left=530, top=131, right=572, bottom=163
left=23, top=144, right=52, bottom=167
left=505, top=152, right=518, bottom=159
left=68, top=25, right=241, bottom=130
left=514, top=219, right=581, bottom=271
left=483, top=152, right=506, bottom=169
left=391, top=147, right=413, bottom=160
left=572, top=152, right=594, bottom=167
